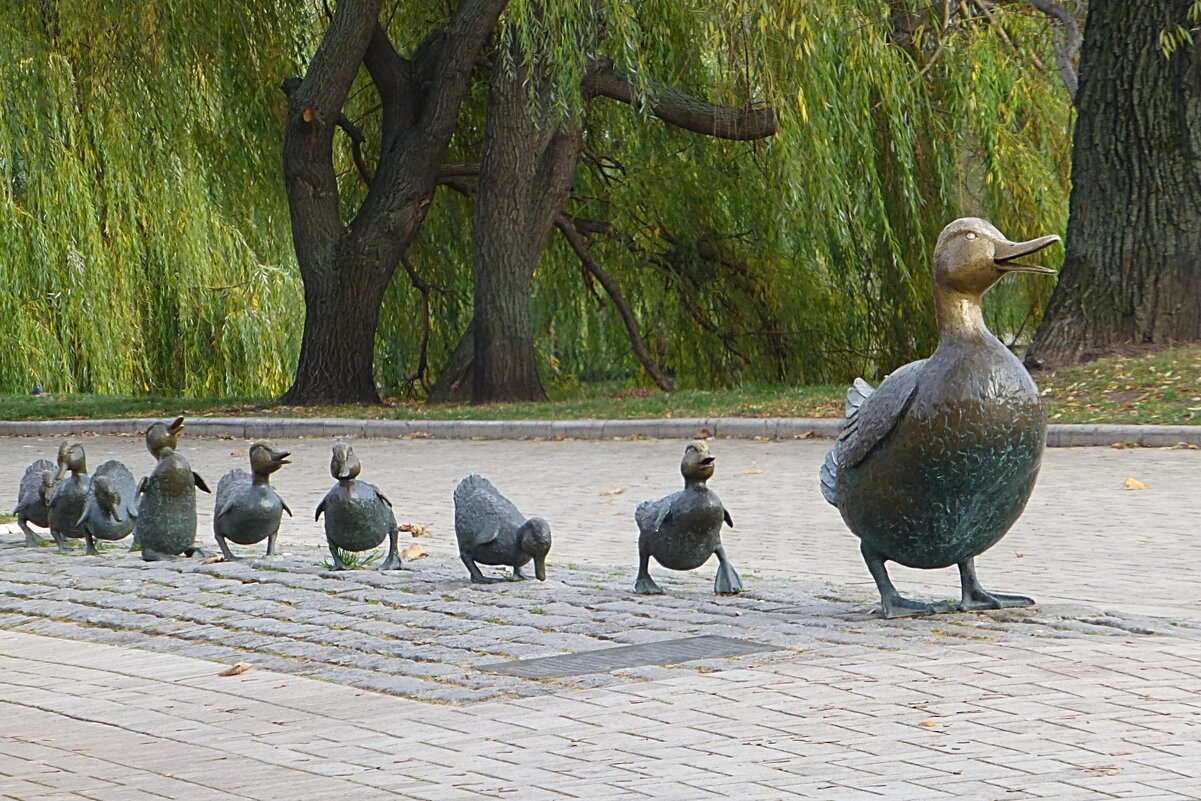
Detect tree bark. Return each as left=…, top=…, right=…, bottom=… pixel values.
left=471, top=54, right=580, bottom=403
left=280, top=0, right=508, bottom=405
left=1027, top=0, right=1201, bottom=369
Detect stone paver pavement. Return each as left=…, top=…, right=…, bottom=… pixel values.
left=3, top=435, right=1201, bottom=798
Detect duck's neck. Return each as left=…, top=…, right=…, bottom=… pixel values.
left=684, top=477, right=709, bottom=490
left=253, top=473, right=271, bottom=487
left=934, top=289, right=990, bottom=342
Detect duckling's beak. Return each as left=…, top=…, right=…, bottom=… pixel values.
left=168, top=416, right=186, bottom=435
left=700, top=456, right=716, bottom=466
left=534, top=554, right=547, bottom=582
left=994, top=234, right=1060, bottom=275
left=272, top=450, right=291, bottom=466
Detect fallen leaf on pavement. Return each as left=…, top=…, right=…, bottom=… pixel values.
left=401, top=544, right=429, bottom=561
left=230, top=448, right=245, bottom=457
left=1123, top=477, right=1149, bottom=490
left=918, top=720, right=939, bottom=728
left=400, top=523, right=431, bottom=538
left=202, top=556, right=226, bottom=564
left=601, top=487, right=626, bottom=496
left=219, top=663, right=251, bottom=677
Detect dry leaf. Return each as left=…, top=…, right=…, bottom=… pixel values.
left=743, top=467, right=763, bottom=475
left=400, top=522, right=431, bottom=538
left=1123, top=477, right=1150, bottom=490
left=202, top=556, right=226, bottom=565
left=230, top=448, right=245, bottom=457
left=918, top=720, right=939, bottom=728
left=601, top=487, right=626, bottom=496
left=401, top=544, right=429, bottom=561
left=219, top=662, right=251, bottom=677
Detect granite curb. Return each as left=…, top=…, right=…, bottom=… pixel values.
left=0, top=416, right=1196, bottom=446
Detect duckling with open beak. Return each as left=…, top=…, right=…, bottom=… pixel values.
left=820, top=218, right=1060, bottom=618
left=213, top=443, right=293, bottom=560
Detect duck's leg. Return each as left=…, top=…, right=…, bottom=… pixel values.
left=511, top=563, right=528, bottom=580
left=17, top=516, right=46, bottom=548
left=633, top=531, right=664, bottom=595
left=379, top=529, right=403, bottom=571
left=713, top=543, right=743, bottom=595
left=461, top=553, right=503, bottom=584
left=957, top=558, right=1034, bottom=611
left=49, top=527, right=69, bottom=553
left=214, top=533, right=238, bottom=561
left=861, top=543, right=952, bottom=618
left=85, top=530, right=100, bottom=556
left=265, top=527, right=278, bottom=557
left=327, top=542, right=351, bottom=571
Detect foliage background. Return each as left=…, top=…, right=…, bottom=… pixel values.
left=0, top=0, right=1072, bottom=398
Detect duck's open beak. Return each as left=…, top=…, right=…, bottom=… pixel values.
left=168, top=416, right=185, bottom=434
left=273, top=450, right=291, bottom=466
left=994, top=234, right=1060, bottom=275
left=700, top=456, right=716, bottom=466
left=534, top=555, right=547, bottom=581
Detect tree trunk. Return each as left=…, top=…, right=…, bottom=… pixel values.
left=470, top=51, right=580, bottom=403
left=427, top=320, right=475, bottom=403
left=1027, top=0, right=1201, bottom=368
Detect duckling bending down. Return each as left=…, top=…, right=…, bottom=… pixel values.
left=135, top=418, right=211, bottom=562
left=13, top=459, right=55, bottom=547
left=77, top=461, right=139, bottom=555
left=634, top=440, right=741, bottom=596
left=453, top=475, right=551, bottom=584
left=213, top=443, right=292, bottom=560
left=47, top=442, right=90, bottom=552
left=820, top=218, right=1059, bottom=619
left=315, top=444, right=402, bottom=571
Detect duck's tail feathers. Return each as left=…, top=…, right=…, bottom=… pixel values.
left=819, top=446, right=839, bottom=506
left=454, top=474, right=497, bottom=507
left=846, top=378, right=874, bottom=418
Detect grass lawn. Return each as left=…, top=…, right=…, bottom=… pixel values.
left=3, top=346, right=1201, bottom=425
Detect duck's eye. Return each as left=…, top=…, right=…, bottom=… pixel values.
left=965, top=232, right=977, bottom=240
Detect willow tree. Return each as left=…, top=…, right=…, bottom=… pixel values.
left=0, top=2, right=304, bottom=396
left=1028, top=0, right=1201, bottom=367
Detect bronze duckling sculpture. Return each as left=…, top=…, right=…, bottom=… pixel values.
left=634, top=440, right=741, bottom=595
left=453, top=475, right=551, bottom=584
left=315, top=443, right=402, bottom=571
left=213, top=443, right=292, bottom=560
left=13, top=459, right=55, bottom=546
left=77, top=461, right=139, bottom=555
left=47, top=442, right=90, bottom=552
left=135, top=417, right=211, bottom=561
left=820, top=218, right=1059, bottom=618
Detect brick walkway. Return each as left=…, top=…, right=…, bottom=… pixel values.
left=3, top=435, right=1201, bottom=799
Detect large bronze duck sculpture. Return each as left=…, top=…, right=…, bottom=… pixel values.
left=820, top=218, right=1059, bottom=618
left=77, top=460, right=139, bottom=555
left=13, top=459, right=55, bottom=547
left=315, top=443, right=402, bottom=571
left=213, top=442, right=292, bottom=560
left=453, top=475, right=551, bottom=583
left=136, top=417, right=211, bottom=561
left=46, top=442, right=90, bottom=552
left=634, top=440, right=741, bottom=595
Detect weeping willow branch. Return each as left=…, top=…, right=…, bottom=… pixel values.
left=582, top=59, right=778, bottom=141
left=399, top=253, right=433, bottom=392
left=555, top=214, right=675, bottom=392
left=1024, top=0, right=1081, bottom=102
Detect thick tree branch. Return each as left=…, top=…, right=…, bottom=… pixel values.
left=555, top=214, right=675, bottom=392
left=1026, top=0, right=1081, bottom=102
left=583, top=59, right=777, bottom=141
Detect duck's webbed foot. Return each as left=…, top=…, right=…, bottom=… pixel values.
left=85, top=533, right=100, bottom=556
left=861, top=543, right=954, bottom=619
left=713, top=543, right=743, bottom=595
left=379, top=530, right=403, bottom=571
left=327, top=542, right=351, bottom=571
left=511, top=564, right=528, bottom=581
left=462, top=554, right=502, bottom=584
left=957, top=558, right=1034, bottom=611
left=634, top=535, right=664, bottom=595
left=141, top=547, right=177, bottom=562
left=183, top=544, right=208, bottom=559
left=214, top=535, right=239, bottom=561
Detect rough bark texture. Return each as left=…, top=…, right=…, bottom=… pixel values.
left=280, top=0, right=508, bottom=404
left=1027, top=0, right=1201, bottom=368
left=471, top=57, right=580, bottom=403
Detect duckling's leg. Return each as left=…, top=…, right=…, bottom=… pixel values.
left=327, top=542, right=351, bottom=571
left=129, top=530, right=141, bottom=552
left=512, top=563, right=528, bottom=580
left=17, top=516, right=46, bottom=548
left=48, top=527, right=69, bottom=553
left=861, top=543, right=953, bottom=618
left=633, top=532, right=664, bottom=595
left=461, top=553, right=503, bottom=584
left=957, top=558, right=1034, bottom=611
left=85, top=530, right=100, bottom=556
left=379, top=529, right=403, bottom=571
left=214, top=533, right=238, bottom=561
left=713, top=543, right=743, bottom=595
left=265, top=527, right=279, bottom=557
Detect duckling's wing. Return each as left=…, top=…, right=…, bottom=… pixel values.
left=834, top=360, right=924, bottom=471
left=454, top=475, right=522, bottom=547
left=193, top=472, right=211, bottom=493
left=16, top=459, right=55, bottom=509
left=214, top=470, right=250, bottom=520
left=635, top=496, right=672, bottom=536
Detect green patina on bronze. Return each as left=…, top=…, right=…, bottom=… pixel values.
left=315, top=444, right=402, bottom=571
left=821, top=218, right=1060, bottom=619
left=213, top=443, right=293, bottom=560
left=453, top=475, right=552, bottom=584
left=634, top=440, right=742, bottom=596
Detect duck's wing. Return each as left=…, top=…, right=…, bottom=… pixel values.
left=214, top=470, right=250, bottom=520
left=193, top=472, right=211, bottom=493
left=834, top=359, right=924, bottom=471
left=454, top=475, right=522, bottom=548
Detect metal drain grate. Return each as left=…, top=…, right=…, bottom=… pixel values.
left=479, top=635, right=782, bottom=679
